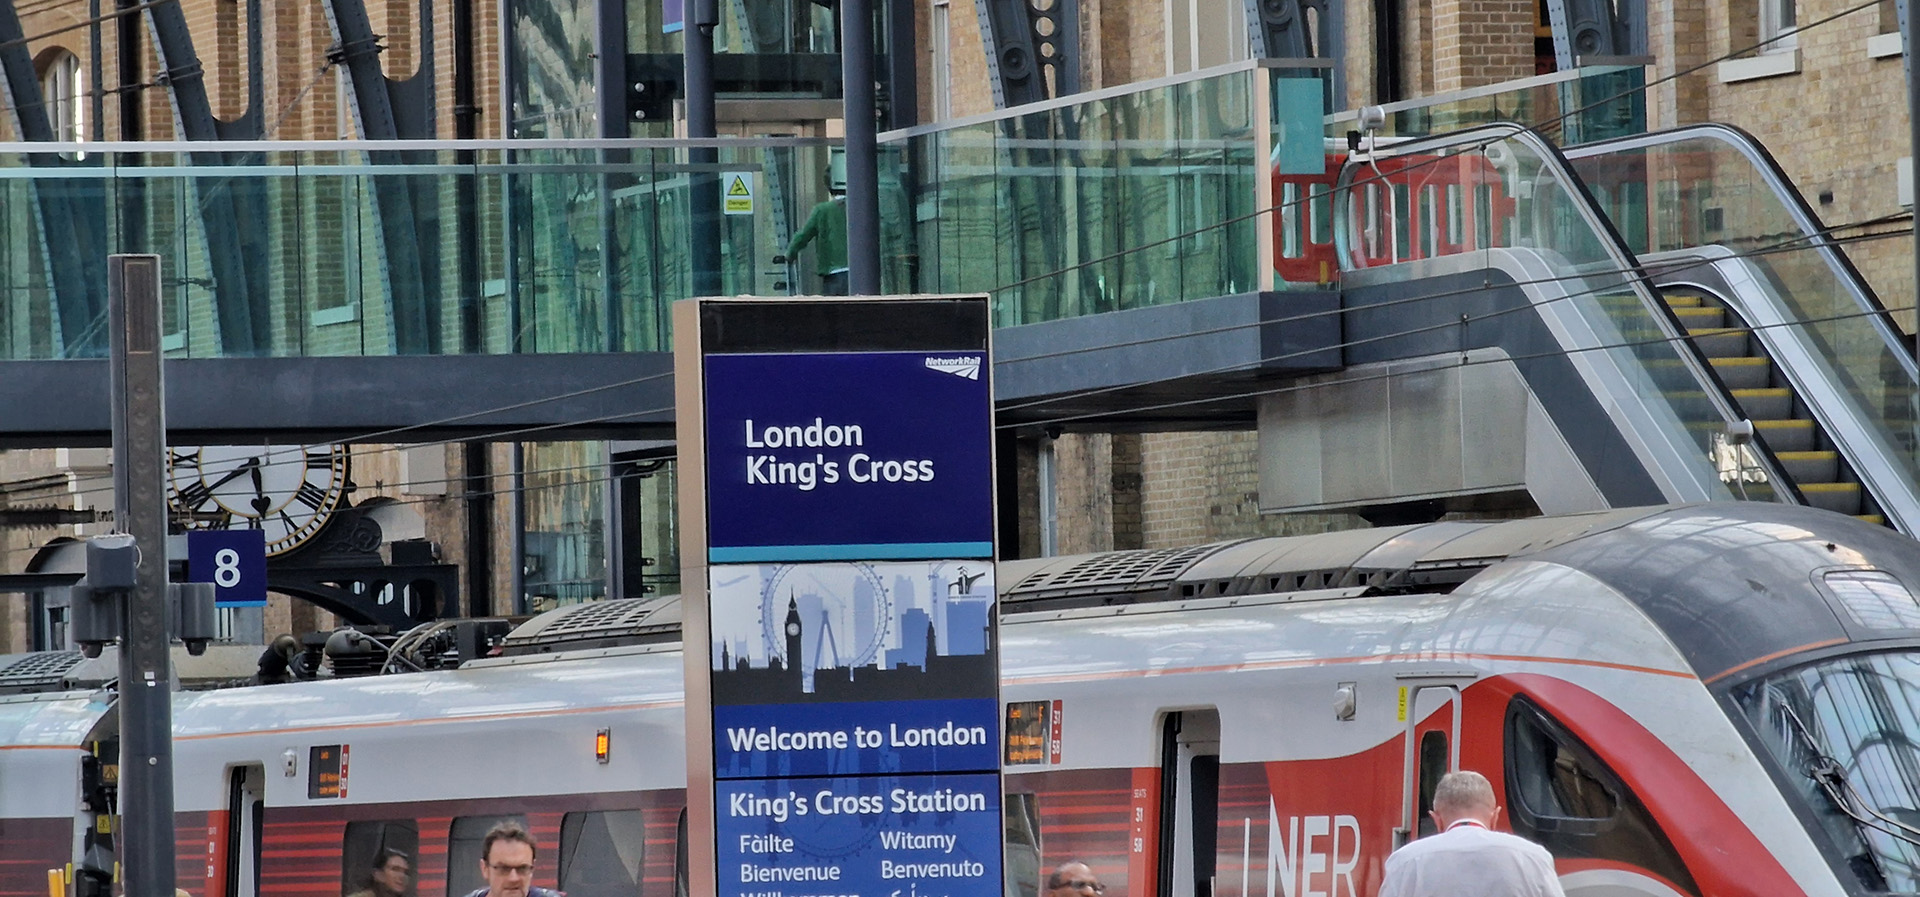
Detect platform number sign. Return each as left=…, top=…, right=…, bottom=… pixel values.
left=188, top=529, right=268, bottom=607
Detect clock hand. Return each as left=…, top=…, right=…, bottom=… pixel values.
left=201, top=456, right=261, bottom=493
left=249, top=460, right=273, bottom=516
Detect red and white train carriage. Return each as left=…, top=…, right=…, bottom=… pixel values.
left=2, top=502, right=1917, bottom=897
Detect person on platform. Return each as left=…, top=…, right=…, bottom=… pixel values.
left=347, top=848, right=412, bottom=897
left=775, top=170, right=850, bottom=296
left=1379, top=770, right=1566, bottom=897
left=461, top=823, right=563, bottom=897
left=1045, top=862, right=1107, bottom=897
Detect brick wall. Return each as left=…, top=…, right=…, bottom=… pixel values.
left=1429, top=0, right=1534, bottom=91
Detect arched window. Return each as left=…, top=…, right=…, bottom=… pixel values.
left=35, top=48, right=83, bottom=144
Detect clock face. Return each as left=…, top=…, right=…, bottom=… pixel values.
left=168, top=444, right=352, bottom=556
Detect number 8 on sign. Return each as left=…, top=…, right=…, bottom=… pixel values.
left=213, top=548, right=243, bottom=589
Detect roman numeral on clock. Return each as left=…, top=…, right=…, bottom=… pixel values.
left=175, top=482, right=213, bottom=510
left=295, top=482, right=331, bottom=509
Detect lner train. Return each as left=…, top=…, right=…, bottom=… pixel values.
left=4, top=502, right=1920, bottom=897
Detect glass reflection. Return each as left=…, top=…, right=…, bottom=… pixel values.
left=1736, top=651, right=1920, bottom=892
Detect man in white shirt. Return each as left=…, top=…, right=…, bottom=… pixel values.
left=1379, top=770, right=1567, bottom=897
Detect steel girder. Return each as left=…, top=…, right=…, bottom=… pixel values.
left=143, top=0, right=278, bottom=355
left=0, top=0, right=111, bottom=356
left=319, top=0, right=443, bottom=355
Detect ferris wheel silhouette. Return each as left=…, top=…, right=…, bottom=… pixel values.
left=759, top=563, right=894, bottom=671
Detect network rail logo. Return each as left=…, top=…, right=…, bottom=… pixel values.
left=925, top=356, right=982, bottom=380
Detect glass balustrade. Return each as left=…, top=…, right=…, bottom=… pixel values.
left=0, top=140, right=841, bottom=360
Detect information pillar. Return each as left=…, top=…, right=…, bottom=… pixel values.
left=676, top=296, right=1002, bottom=897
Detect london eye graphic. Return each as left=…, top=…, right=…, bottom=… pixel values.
left=760, top=562, right=893, bottom=674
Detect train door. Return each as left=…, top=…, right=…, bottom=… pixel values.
left=1396, top=679, right=1468, bottom=848
left=1155, top=709, right=1221, bottom=897
left=220, top=764, right=265, bottom=897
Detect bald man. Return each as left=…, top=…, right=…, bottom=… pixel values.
left=1045, top=862, right=1106, bottom=897
left=1379, top=770, right=1566, bottom=897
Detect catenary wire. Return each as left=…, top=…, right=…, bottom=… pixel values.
left=37, top=221, right=1917, bottom=515
left=16, top=0, right=1910, bottom=506
left=47, top=203, right=1909, bottom=509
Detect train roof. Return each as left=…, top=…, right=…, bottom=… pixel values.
left=3, top=503, right=1916, bottom=699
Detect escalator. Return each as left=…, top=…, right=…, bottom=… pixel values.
left=1284, top=121, right=1919, bottom=529
left=1566, top=125, right=1920, bottom=531
left=1661, top=286, right=1882, bottom=522
left=1318, top=123, right=1800, bottom=517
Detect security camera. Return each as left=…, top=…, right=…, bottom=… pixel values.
left=1357, top=105, right=1387, bottom=134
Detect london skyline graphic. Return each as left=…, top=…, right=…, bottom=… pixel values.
left=709, top=561, right=997, bottom=706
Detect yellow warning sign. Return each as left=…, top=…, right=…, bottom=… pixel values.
left=1396, top=686, right=1408, bottom=722
left=723, top=172, right=754, bottom=215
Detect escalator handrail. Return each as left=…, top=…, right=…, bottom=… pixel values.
left=1330, top=122, right=1803, bottom=506
left=1563, top=123, right=1917, bottom=381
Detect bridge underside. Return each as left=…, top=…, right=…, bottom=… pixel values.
left=0, top=291, right=1341, bottom=447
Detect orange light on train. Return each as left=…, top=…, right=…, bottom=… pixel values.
left=595, top=728, right=611, bottom=764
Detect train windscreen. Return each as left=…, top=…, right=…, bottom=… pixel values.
left=1735, top=650, right=1920, bottom=893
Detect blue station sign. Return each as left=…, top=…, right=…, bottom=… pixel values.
left=681, top=296, right=1003, bottom=897
left=703, top=351, right=994, bottom=563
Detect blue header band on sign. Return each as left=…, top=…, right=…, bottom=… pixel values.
left=709, top=541, right=995, bottom=563
left=704, top=351, right=994, bottom=556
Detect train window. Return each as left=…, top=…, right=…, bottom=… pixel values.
left=1445, top=185, right=1463, bottom=247
left=1281, top=182, right=1302, bottom=259
left=1474, top=185, right=1495, bottom=247
left=1361, top=183, right=1383, bottom=259
left=558, top=810, right=645, bottom=897
left=1416, top=731, right=1448, bottom=839
left=1309, top=184, right=1331, bottom=246
left=1392, top=184, right=1412, bottom=260
left=1419, top=185, right=1438, bottom=258
left=446, top=814, right=529, bottom=897
left=1821, top=570, right=1920, bottom=630
left=1504, top=698, right=1696, bottom=893
left=341, top=820, right=419, bottom=897
left=674, top=808, right=690, bottom=897
left=1005, top=793, right=1044, bottom=897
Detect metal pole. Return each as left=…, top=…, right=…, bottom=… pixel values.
left=107, top=254, right=176, bottom=897
left=686, top=0, right=721, bottom=295
left=842, top=0, right=881, bottom=294
left=1908, top=0, right=1920, bottom=360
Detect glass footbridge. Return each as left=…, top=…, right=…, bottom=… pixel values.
left=0, top=61, right=1910, bottom=537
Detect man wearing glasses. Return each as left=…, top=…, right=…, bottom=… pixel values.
left=462, top=822, right=563, bottom=897
left=1046, top=862, right=1106, bottom=897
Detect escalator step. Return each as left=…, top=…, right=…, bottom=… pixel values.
left=1755, top=418, right=1815, bottom=452
left=1775, top=450, right=1840, bottom=483
left=1688, top=327, right=1753, bottom=357
left=1730, top=387, right=1792, bottom=420
left=1663, top=294, right=1706, bottom=308
left=1710, top=356, right=1773, bottom=389
left=1800, top=482, right=1864, bottom=516
left=1859, top=514, right=1888, bottom=525
left=1670, top=307, right=1724, bottom=328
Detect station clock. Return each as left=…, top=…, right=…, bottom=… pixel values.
left=167, top=444, right=353, bottom=556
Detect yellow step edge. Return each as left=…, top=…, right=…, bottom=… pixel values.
left=1775, top=450, right=1839, bottom=460
left=1663, top=294, right=1706, bottom=306
left=1858, top=514, right=1888, bottom=525
left=1730, top=388, right=1790, bottom=398
left=1800, top=482, right=1861, bottom=494
left=1709, top=357, right=1768, bottom=366
left=1687, top=327, right=1752, bottom=337
left=1754, top=419, right=1814, bottom=430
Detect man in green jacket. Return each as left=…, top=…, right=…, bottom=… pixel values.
left=779, top=191, right=849, bottom=295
